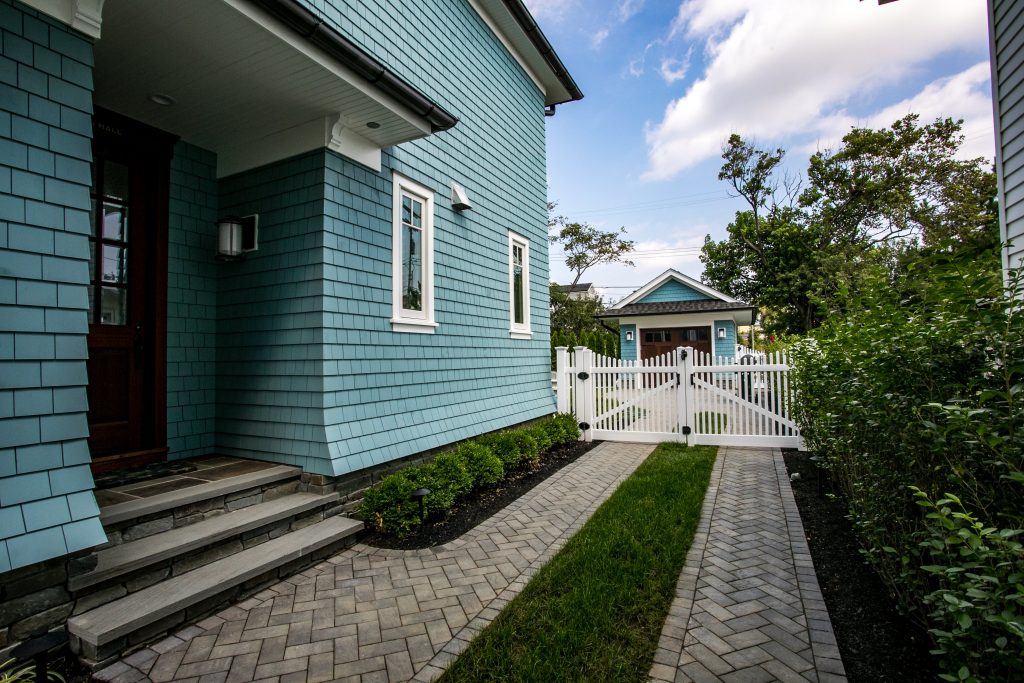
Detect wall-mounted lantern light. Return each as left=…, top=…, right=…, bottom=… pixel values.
left=717, top=327, right=726, bottom=339
left=625, top=330, right=634, bottom=342
left=451, top=183, right=472, bottom=211
left=217, top=215, right=258, bottom=260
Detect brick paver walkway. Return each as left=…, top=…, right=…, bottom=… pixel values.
left=649, top=446, right=847, bottom=683
left=95, top=441, right=654, bottom=683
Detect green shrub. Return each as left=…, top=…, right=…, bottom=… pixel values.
left=509, top=430, right=540, bottom=467
left=527, top=424, right=552, bottom=454
left=409, top=452, right=472, bottom=516
left=457, top=442, right=504, bottom=487
left=359, top=470, right=420, bottom=536
left=477, top=432, right=521, bottom=470
left=548, top=413, right=581, bottom=445
left=792, top=247, right=1024, bottom=681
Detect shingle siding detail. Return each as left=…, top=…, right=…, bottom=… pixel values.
left=167, top=141, right=219, bottom=460
left=0, top=0, right=104, bottom=572
left=638, top=280, right=711, bottom=304
left=993, top=0, right=1024, bottom=276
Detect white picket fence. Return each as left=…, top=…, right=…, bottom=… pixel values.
left=554, top=346, right=801, bottom=448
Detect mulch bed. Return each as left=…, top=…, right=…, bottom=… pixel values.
left=360, top=440, right=600, bottom=550
left=783, top=449, right=938, bottom=683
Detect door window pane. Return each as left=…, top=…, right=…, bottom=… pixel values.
left=102, top=245, right=128, bottom=284
left=100, top=286, right=127, bottom=325
left=103, top=160, right=130, bottom=201
left=102, top=203, right=128, bottom=241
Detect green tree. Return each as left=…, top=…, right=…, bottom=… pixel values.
left=701, top=116, right=997, bottom=334
left=550, top=218, right=635, bottom=287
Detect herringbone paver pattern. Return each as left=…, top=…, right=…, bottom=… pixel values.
left=96, top=441, right=654, bottom=683
left=649, top=446, right=847, bottom=683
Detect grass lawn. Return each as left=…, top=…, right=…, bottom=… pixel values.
left=439, top=442, right=717, bottom=683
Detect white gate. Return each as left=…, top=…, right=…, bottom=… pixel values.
left=554, top=346, right=802, bottom=448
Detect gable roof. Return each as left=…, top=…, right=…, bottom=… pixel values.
left=609, top=269, right=738, bottom=310
left=557, top=282, right=594, bottom=294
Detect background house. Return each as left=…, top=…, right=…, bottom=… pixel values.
left=599, top=269, right=756, bottom=363
left=989, top=0, right=1023, bottom=279
left=556, top=282, right=598, bottom=301
left=0, top=0, right=580, bottom=662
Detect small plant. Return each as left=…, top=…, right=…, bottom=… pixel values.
left=455, top=442, right=503, bottom=487
left=476, top=432, right=522, bottom=470
left=548, top=413, right=581, bottom=445
left=359, top=471, right=420, bottom=536
left=0, top=658, right=65, bottom=682
left=527, top=424, right=552, bottom=454
left=409, top=453, right=472, bottom=516
left=509, top=431, right=540, bottom=467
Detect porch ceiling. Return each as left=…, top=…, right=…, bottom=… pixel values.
left=94, top=0, right=438, bottom=176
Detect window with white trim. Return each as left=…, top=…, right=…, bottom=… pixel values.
left=391, top=174, right=436, bottom=333
left=508, top=232, right=531, bottom=338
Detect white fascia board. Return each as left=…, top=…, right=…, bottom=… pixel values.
left=20, top=0, right=104, bottom=38
left=611, top=269, right=739, bottom=309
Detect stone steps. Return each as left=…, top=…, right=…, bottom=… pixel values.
left=68, top=515, right=363, bottom=665
left=70, top=492, right=340, bottom=592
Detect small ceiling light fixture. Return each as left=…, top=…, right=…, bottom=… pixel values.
left=365, top=121, right=381, bottom=129
left=451, top=183, right=472, bottom=211
left=148, top=92, right=176, bottom=106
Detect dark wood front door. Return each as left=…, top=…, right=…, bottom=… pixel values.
left=87, top=110, right=175, bottom=473
left=640, top=327, right=711, bottom=361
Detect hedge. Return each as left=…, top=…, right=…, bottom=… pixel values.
left=360, top=414, right=582, bottom=537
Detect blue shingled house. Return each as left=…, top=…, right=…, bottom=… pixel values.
left=0, top=0, right=581, bottom=663
left=599, top=269, right=757, bottom=363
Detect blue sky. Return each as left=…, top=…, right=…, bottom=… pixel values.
left=527, top=0, right=995, bottom=302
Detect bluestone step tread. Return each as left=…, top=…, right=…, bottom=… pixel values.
left=68, top=515, right=364, bottom=647
left=70, top=492, right=340, bottom=591
left=99, top=465, right=301, bottom=526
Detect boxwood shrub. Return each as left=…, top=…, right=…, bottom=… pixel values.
left=359, top=414, right=583, bottom=537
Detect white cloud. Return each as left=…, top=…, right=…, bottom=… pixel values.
left=660, top=51, right=692, bottom=84
left=803, top=62, right=995, bottom=161
left=591, top=28, right=611, bottom=49
left=522, top=0, right=576, bottom=23
left=618, top=0, right=644, bottom=22
left=644, top=0, right=990, bottom=180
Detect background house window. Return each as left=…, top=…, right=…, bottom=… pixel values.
left=509, top=232, right=531, bottom=338
left=391, top=174, right=436, bottom=333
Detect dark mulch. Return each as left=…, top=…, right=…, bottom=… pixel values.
left=783, top=449, right=938, bottom=683
left=361, top=440, right=600, bottom=550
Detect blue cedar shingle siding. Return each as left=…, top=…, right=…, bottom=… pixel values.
left=993, top=0, right=1024, bottom=273
left=167, top=142, right=218, bottom=459
left=638, top=280, right=711, bottom=303
left=0, top=0, right=105, bottom=571
left=712, top=320, right=737, bottom=361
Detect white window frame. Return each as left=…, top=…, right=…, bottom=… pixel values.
left=391, top=173, right=437, bottom=333
left=508, top=231, right=532, bottom=339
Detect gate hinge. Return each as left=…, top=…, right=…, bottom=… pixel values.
left=579, top=422, right=590, bottom=431
left=577, top=371, right=590, bottom=380
left=681, top=426, right=692, bottom=435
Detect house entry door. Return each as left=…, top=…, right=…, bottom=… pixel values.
left=86, top=110, right=175, bottom=473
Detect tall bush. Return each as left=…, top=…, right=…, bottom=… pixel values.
left=792, top=248, right=1023, bottom=681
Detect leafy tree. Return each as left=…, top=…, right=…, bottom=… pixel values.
left=701, top=116, right=997, bottom=334
left=550, top=218, right=635, bottom=287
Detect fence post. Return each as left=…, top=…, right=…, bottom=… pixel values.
left=678, top=346, right=695, bottom=446
left=576, top=347, right=594, bottom=442
left=555, top=346, right=570, bottom=413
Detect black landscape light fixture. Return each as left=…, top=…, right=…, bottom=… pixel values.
left=11, top=628, right=68, bottom=682
left=411, top=487, right=431, bottom=522
left=809, top=455, right=824, bottom=498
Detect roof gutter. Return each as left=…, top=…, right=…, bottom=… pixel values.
left=249, top=0, right=459, bottom=133
left=502, top=0, right=584, bottom=107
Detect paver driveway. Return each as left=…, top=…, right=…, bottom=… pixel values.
left=95, top=442, right=654, bottom=683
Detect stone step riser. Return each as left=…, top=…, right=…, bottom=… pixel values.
left=69, top=500, right=343, bottom=617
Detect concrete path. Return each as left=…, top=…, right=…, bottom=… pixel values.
left=95, top=442, right=654, bottom=683
left=649, top=446, right=847, bottom=683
